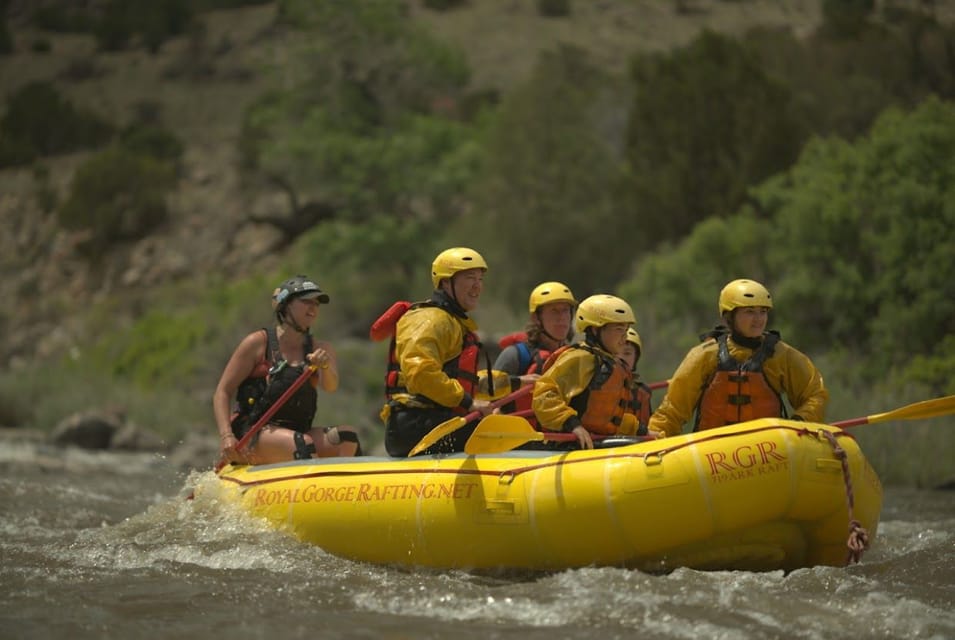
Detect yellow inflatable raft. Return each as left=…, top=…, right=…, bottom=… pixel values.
left=216, top=418, right=882, bottom=572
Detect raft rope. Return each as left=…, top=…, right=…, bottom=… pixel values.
left=821, top=430, right=870, bottom=564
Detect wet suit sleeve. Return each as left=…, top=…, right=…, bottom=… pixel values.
left=647, top=344, right=714, bottom=437
left=532, top=350, right=595, bottom=433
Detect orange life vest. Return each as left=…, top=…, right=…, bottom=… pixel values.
left=695, top=331, right=784, bottom=431
left=545, top=344, right=632, bottom=436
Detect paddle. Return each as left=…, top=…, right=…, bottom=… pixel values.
left=214, top=364, right=318, bottom=472
left=406, top=385, right=534, bottom=456
left=463, top=414, right=652, bottom=454
left=832, top=395, right=955, bottom=428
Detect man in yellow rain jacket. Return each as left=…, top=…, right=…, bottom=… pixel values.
left=533, top=295, right=640, bottom=449
left=380, top=247, right=513, bottom=456
left=647, top=279, right=828, bottom=438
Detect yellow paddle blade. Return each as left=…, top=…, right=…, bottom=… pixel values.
left=405, top=385, right=536, bottom=456
left=464, top=415, right=543, bottom=454
left=833, top=395, right=955, bottom=428
left=407, top=415, right=467, bottom=457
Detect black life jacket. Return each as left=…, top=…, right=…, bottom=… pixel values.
left=231, top=327, right=316, bottom=436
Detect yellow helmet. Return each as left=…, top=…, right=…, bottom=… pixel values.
left=625, top=327, right=643, bottom=352
left=529, top=281, right=577, bottom=314
left=431, top=247, right=488, bottom=289
left=575, top=295, right=636, bottom=333
left=718, top=279, right=773, bottom=314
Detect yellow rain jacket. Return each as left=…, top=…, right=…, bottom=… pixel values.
left=647, top=332, right=828, bottom=437
left=533, top=344, right=637, bottom=436
left=382, top=304, right=511, bottom=419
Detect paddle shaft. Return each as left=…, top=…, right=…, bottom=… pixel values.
left=463, top=384, right=534, bottom=423
left=831, top=395, right=955, bottom=429
left=215, top=364, right=317, bottom=472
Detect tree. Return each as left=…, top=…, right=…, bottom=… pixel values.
left=456, top=44, right=627, bottom=305
left=621, top=30, right=807, bottom=252
left=619, top=97, right=955, bottom=389
left=241, top=0, right=474, bottom=224
left=760, top=96, right=955, bottom=374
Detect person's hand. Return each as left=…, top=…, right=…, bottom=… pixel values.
left=647, top=429, right=666, bottom=440
left=307, top=347, right=333, bottom=370
left=219, top=433, right=246, bottom=463
left=518, top=373, right=540, bottom=386
left=572, top=425, right=594, bottom=450
left=471, top=399, right=494, bottom=417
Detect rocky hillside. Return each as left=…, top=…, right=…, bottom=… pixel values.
left=2, top=0, right=953, bottom=371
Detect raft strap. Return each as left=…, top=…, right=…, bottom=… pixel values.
left=337, top=429, right=363, bottom=456
left=821, top=430, right=870, bottom=564
left=293, top=432, right=316, bottom=460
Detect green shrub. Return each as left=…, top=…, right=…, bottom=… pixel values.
left=622, top=30, right=807, bottom=252
left=0, top=11, right=12, bottom=55
left=58, top=57, right=108, bottom=82
left=119, top=122, right=185, bottom=168
left=30, top=38, right=52, bottom=53
left=90, top=308, right=213, bottom=387
left=31, top=6, right=96, bottom=33
left=422, top=0, right=469, bottom=10
left=537, top=0, right=571, bottom=18
left=95, top=0, right=194, bottom=53
left=0, top=81, right=113, bottom=167
left=822, top=0, right=876, bottom=38
left=32, top=163, right=58, bottom=214
left=57, top=146, right=176, bottom=255
left=454, top=44, right=625, bottom=305
left=197, top=0, right=272, bottom=8
left=0, top=137, right=35, bottom=167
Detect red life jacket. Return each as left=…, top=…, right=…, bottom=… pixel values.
left=544, top=343, right=632, bottom=436
left=372, top=294, right=484, bottom=412
left=695, top=331, right=784, bottom=431
left=497, top=331, right=554, bottom=424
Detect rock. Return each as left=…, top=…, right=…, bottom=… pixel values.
left=51, top=410, right=123, bottom=450
left=110, top=423, right=169, bottom=452
left=933, top=478, right=955, bottom=491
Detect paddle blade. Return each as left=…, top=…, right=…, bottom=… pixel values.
left=833, top=395, right=955, bottom=428
left=405, top=385, right=535, bottom=457
left=407, top=415, right=468, bottom=456
left=464, top=415, right=544, bottom=454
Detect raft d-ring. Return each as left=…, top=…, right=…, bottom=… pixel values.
left=643, top=452, right=664, bottom=466
left=498, top=470, right=516, bottom=485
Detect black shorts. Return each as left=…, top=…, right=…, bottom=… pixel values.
left=384, top=406, right=475, bottom=457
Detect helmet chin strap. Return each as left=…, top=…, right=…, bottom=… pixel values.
left=278, top=307, right=309, bottom=335
left=584, top=328, right=604, bottom=350
left=446, top=275, right=463, bottom=309
left=536, top=314, right=563, bottom=345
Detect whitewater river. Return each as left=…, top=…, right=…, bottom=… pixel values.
left=1, top=439, right=953, bottom=640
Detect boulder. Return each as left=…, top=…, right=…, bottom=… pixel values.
left=51, top=410, right=123, bottom=450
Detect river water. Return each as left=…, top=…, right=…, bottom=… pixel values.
left=1, top=438, right=953, bottom=640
